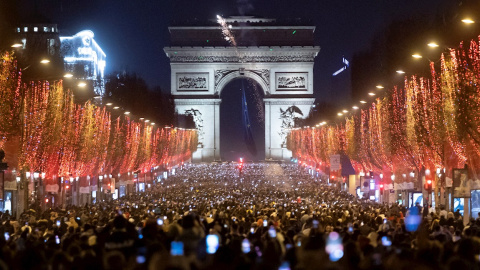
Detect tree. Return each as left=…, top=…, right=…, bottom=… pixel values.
left=105, top=72, right=175, bottom=125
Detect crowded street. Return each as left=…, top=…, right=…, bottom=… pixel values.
left=0, top=162, right=475, bottom=270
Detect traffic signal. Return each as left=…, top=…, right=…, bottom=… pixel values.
left=424, top=179, right=433, bottom=192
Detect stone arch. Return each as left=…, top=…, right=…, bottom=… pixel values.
left=215, top=70, right=270, bottom=96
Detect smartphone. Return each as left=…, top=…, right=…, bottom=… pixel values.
left=242, top=238, right=251, bottom=253
left=348, top=226, right=353, bottom=233
left=383, top=219, right=387, bottom=224
left=136, top=247, right=147, bottom=264
left=263, top=220, right=267, bottom=227
left=326, top=232, right=343, bottom=262
left=4, top=232, right=9, bottom=241
left=381, top=236, right=392, bottom=247
left=55, top=235, right=60, bottom=245
left=206, top=234, right=219, bottom=254
left=164, top=216, right=167, bottom=220
left=170, top=241, right=184, bottom=256
left=268, top=226, right=276, bottom=238
left=56, top=220, right=61, bottom=227
left=157, top=218, right=164, bottom=226
left=313, top=220, right=319, bottom=229
left=233, top=218, right=236, bottom=222
left=279, top=262, right=291, bottom=270
left=250, top=227, right=255, bottom=234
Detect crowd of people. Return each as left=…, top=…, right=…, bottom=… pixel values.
left=0, top=162, right=478, bottom=270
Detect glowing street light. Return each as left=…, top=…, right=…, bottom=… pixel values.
left=412, top=54, right=422, bottom=59
left=342, top=110, right=348, bottom=113
left=151, top=122, right=155, bottom=126
left=462, top=18, right=475, bottom=24
left=106, top=103, right=113, bottom=106
left=352, top=106, right=359, bottom=110
left=113, top=106, right=120, bottom=110
left=11, top=43, right=23, bottom=48
left=360, top=100, right=367, bottom=104
left=368, top=92, right=376, bottom=96
left=396, top=70, right=405, bottom=74
left=40, top=59, right=50, bottom=64
left=376, top=85, right=384, bottom=89
left=77, top=82, right=87, bottom=87
left=64, top=73, right=73, bottom=78
left=124, top=111, right=130, bottom=115
left=337, top=112, right=343, bottom=116
left=428, top=42, right=439, bottom=48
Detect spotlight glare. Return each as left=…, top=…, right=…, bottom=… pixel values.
left=462, top=18, right=475, bottom=24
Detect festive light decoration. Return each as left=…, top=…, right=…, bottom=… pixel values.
left=0, top=52, right=197, bottom=185
left=287, top=34, right=480, bottom=182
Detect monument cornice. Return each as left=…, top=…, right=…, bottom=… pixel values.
left=174, top=98, right=222, bottom=105
left=263, top=98, right=315, bottom=105
left=169, top=26, right=316, bottom=31
left=164, top=46, right=320, bottom=63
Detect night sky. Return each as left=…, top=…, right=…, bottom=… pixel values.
left=16, top=0, right=451, bottom=160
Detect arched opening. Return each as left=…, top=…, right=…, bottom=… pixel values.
left=220, top=78, right=265, bottom=161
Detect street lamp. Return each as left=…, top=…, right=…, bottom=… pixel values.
left=462, top=18, right=475, bottom=24
left=0, top=149, right=8, bottom=211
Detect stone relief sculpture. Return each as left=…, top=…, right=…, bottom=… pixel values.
left=277, top=74, right=306, bottom=89
left=278, top=106, right=304, bottom=147
left=170, top=55, right=316, bottom=63
left=185, top=109, right=204, bottom=146
left=178, top=75, right=207, bottom=90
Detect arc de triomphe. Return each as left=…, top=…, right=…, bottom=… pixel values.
left=164, top=16, right=320, bottom=162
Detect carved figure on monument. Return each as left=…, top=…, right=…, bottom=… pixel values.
left=277, top=76, right=306, bottom=89
left=178, top=76, right=207, bottom=89
left=185, top=109, right=204, bottom=146
left=278, top=106, right=304, bottom=146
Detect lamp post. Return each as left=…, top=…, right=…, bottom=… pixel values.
left=0, top=149, right=8, bottom=211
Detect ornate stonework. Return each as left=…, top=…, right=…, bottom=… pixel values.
left=214, top=69, right=270, bottom=89
left=169, top=55, right=316, bottom=63
left=177, top=73, right=208, bottom=90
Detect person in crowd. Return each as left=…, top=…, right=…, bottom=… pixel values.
left=0, top=162, right=473, bottom=270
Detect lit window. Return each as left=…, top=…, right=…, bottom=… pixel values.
left=47, top=39, right=55, bottom=55
left=17, top=28, right=20, bottom=32
left=52, top=27, right=55, bottom=32
left=43, top=27, right=49, bottom=32
left=34, top=27, right=38, bottom=32
left=24, top=27, right=28, bottom=32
